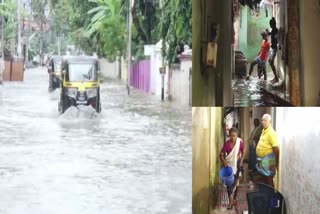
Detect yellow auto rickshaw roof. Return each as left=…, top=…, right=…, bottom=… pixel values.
left=62, top=56, right=100, bottom=70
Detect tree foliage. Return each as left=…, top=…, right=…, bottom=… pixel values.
left=159, top=0, right=192, bottom=64
left=37, top=0, right=191, bottom=63
left=0, top=0, right=18, bottom=59
left=85, top=0, right=126, bottom=61
left=131, top=0, right=160, bottom=44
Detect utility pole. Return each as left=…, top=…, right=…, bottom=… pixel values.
left=57, top=35, right=61, bottom=56
left=17, top=0, right=22, bottom=57
left=0, top=0, right=4, bottom=58
left=22, top=3, right=26, bottom=63
left=26, top=0, right=31, bottom=66
left=160, top=0, right=165, bottom=101
left=126, top=0, right=133, bottom=95
left=161, top=58, right=165, bottom=101
left=0, top=0, right=4, bottom=84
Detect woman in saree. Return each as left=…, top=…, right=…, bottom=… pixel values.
left=220, top=127, right=245, bottom=209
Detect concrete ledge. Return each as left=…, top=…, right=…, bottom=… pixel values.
left=257, top=81, right=293, bottom=106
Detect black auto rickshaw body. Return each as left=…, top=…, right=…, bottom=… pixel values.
left=59, top=56, right=101, bottom=113
left=48, top=56, right=63, bottom=91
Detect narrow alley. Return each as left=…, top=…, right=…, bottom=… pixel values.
left=192, top=0, right=320, bottom=106
left=193, top=107, right=320, bottom=214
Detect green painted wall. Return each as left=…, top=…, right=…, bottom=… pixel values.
left=239, top=6, right=273, bottom=62
left=239, top=7, right=248, bottom=58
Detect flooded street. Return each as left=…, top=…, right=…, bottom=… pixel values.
left=0, top=67, right=191, bottom=214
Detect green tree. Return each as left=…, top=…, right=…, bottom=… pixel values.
left=85, top=0, right=126, bottom=60
left=31, top=0, right=50, bottom=61
left=0, top=0, right=18, bottom=59
left=68, top=0, right=98, bottom=53
left=159, top=0, right=191, bottom=64
left=131, top=0, right=160, bottom=44
left=49, top=0, right=72, bottom=54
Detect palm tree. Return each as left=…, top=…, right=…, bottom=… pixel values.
left=85, top=0, right=126, bottom=60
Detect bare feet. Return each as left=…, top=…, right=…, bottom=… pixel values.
left=227, top=199, right=236, bottom=210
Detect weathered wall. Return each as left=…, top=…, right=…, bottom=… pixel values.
left=121, top=57, right=127, bottom=81
left=222, top=0, right=233, bottom=106
left=3, top=60, right=24, bottom=81
left=99, top=58, right=118, bottom=79
left=192, top=107, right=224, bottom=214
left=239, top=6, right=273, bottom=62
left=192, top=0, right=232, bottom=106
left=192, top=0, right=215, bottom=106
left=192, top=107, right=211, bottom=214
left=300, top=0, right=320, bottom=105
left=209, top=107, right=224, bottom=211
left=170, top=56, right=192, bottom=106
left=239, top=7, right=248, bottom=57
left=150, top=43, right=169, bottom=97
left=240, top=108, right=250, bottom=177
left=275, top=107, right=320, bottom=214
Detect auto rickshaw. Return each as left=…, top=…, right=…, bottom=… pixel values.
left=58, top=56, right=101, bottom=113
left=48, top=56, right=63, bottom=91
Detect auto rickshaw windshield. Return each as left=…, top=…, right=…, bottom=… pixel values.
left=67, top=63, right=98, bottom=82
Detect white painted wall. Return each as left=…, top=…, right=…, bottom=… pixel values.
left=150, top=41, right=169, bottom=97
left=275, top=107, right=320, bottom=214
left=99, top=58, right=118, bottom=79
left=170, top=56, right=192, bottom=106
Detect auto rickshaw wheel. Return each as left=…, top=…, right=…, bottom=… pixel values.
left=59, top=94, right=69, bottom=113
left=62, top=97, right=68, bottom=113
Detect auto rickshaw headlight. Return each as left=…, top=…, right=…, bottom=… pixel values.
left=86, top=88, right=98, bottom=98
left=66, top=88, right=77, bottom=98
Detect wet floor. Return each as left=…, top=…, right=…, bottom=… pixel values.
left=232, top=77, right=292, bottom=107
left=0, top=67, right=191, bottom=214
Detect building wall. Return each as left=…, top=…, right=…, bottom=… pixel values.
left=239, top=6, right=273, bottom=62
left=121, top=57, right=127, bottom=81
left=192, top=107, right=224, bottom=214
left=300, top=0, right=320, bottom=105
left=192, top=0, right=210, bottom=106
left=170, top=57, right=192, bottom=106
left=150, top=45, right=169, bottom=97
left=239, top=7, right=248, bottom=56
left=275, top=107, right=320, bottom=214
left=209, top=107, right=224, bottom=211
left=192, top=107, right=211, bottom=214
left=99, top=58, right=118, bottom=79
left=192, top=0, right=232, bottom=106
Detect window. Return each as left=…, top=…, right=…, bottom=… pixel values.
left=66, top=64, right=98, bottom=82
